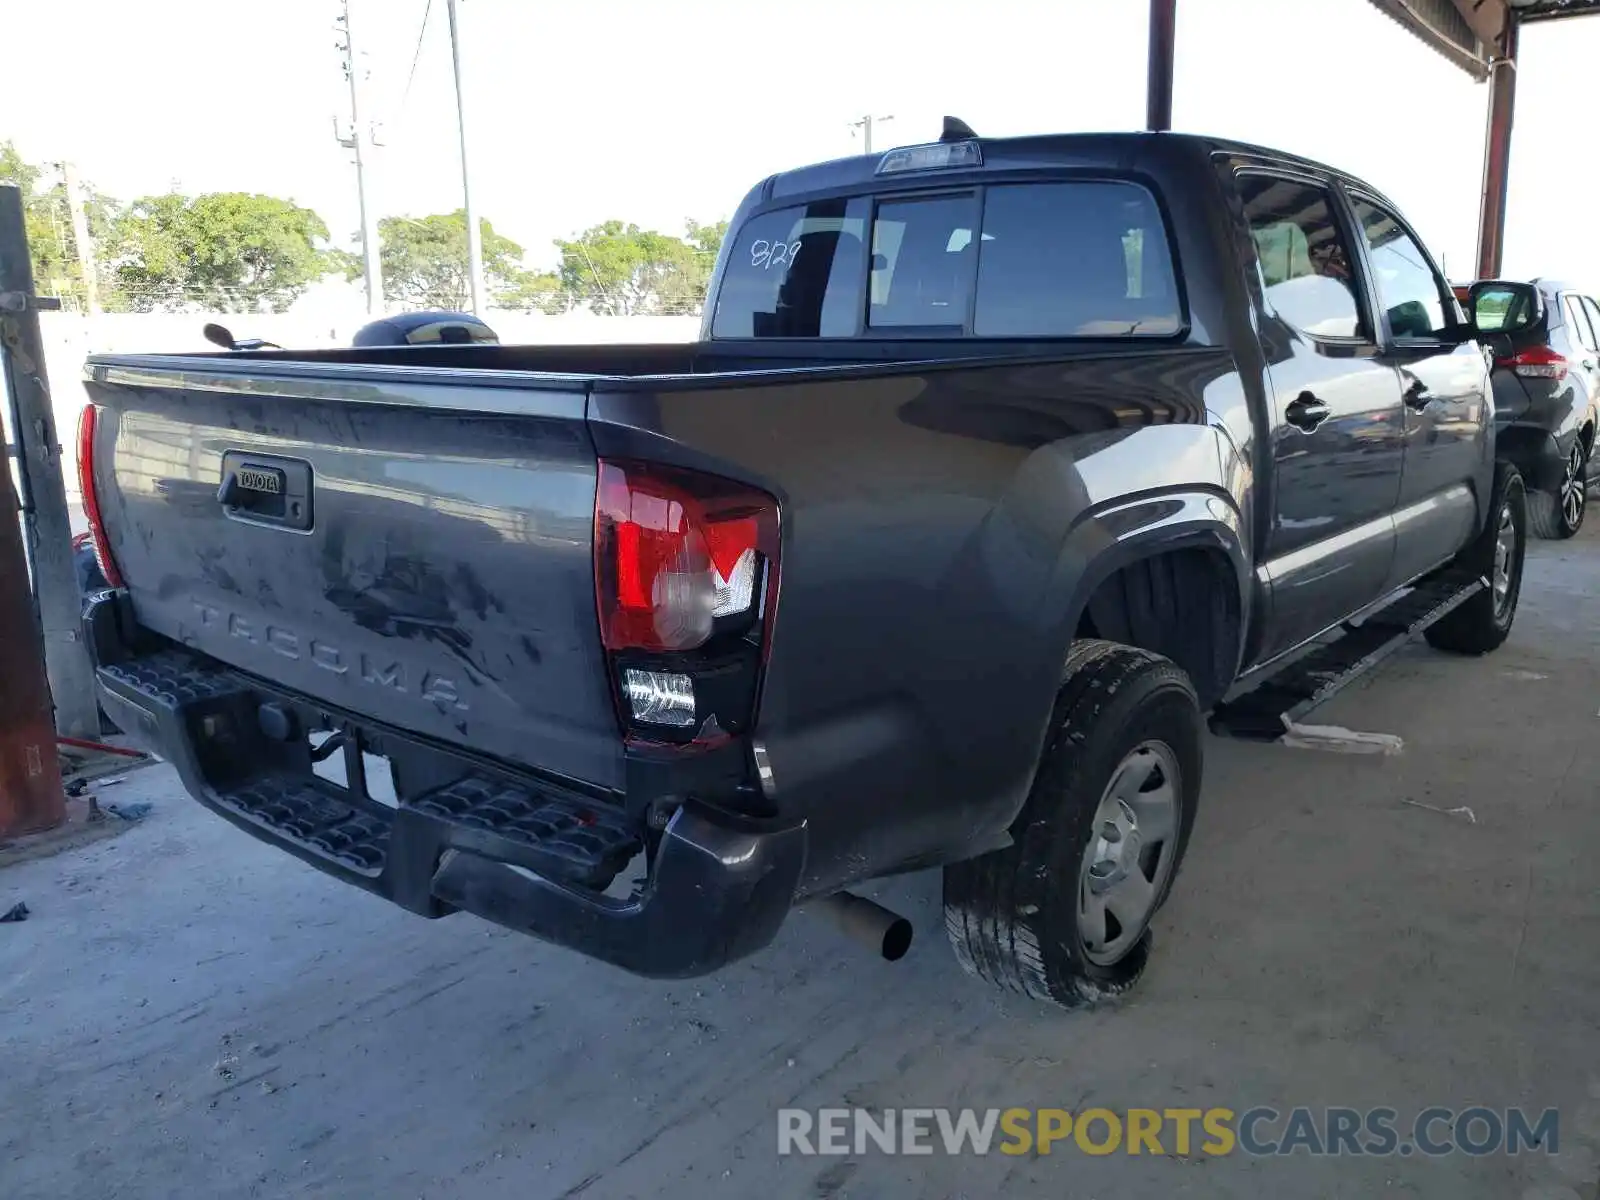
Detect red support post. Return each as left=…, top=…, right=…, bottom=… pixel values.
left=1147, top=0, right=1177, bottom=132
left=1476, top=15, right=1519, bottom=280
left=0, top=459, right=66, bottom=838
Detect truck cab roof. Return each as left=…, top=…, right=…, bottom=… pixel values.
left=755, top=130, right=1378, bottom=208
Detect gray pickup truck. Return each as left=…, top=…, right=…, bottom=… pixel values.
left=78, top=126, right=1533, bottom=1008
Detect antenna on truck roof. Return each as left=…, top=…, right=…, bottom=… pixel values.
left=940, top=116, right=978, bottom=142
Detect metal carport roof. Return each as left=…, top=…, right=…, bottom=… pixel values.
left=1145, top=0, right=1600, bottom=276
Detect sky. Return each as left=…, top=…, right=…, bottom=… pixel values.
left=5, top=0, right=1600, bottom=289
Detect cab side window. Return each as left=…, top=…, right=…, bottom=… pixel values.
left=1239, top=175, right=1365, bottom=340
left=1349, top=198, right=1453, bottom=341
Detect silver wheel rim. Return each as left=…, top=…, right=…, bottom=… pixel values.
left=1077, top=740, right=1182, bottom=967
left=1562, top=442, right=1586, bottom=529
left=1493, top=501, right=1516, bottom=619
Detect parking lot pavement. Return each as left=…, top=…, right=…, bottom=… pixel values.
left=4, top=529, right=1600, bottom=1200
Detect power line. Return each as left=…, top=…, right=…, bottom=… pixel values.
left=398, top=0, right=433, bottom=117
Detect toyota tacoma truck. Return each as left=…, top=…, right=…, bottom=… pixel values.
left=77, top=126, right=1533, bottom=1008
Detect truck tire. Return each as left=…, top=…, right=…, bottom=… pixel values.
left=1424, top=461, right=1526, bottom=656
left=943, top=640, right=1202, bottom=1009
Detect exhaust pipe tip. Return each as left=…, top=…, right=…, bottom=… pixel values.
left=880, top=914, right=914, bottom=962
left=810, top=891, right=914, bottom=961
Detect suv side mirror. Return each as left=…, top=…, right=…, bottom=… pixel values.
left=1468, top=280, right=1542, bottom=337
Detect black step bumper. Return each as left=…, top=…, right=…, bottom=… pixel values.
left=86, top=594, right=806, bottom=979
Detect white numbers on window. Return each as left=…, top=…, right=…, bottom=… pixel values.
left=750, top=240, right=801, bottom=270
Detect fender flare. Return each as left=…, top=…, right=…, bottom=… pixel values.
left=1052, top=488, right=1253, bottom=693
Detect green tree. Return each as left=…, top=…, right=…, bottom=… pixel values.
left=686, top=217, right=728, bottom=258
left=377, top=210, right=528, bottom=310
left=554, top=219, right=724, bottom=316
left=111, top=191, right=339, bottom=312
left=0, top=141, right=121, bottom=312
left=497, top=268, right=570, bottom=314
left=666, top=218, right=728, bottom=312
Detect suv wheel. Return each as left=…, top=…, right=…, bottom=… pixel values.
left=1425, top=460, right=1527, bottom=655
left=1529, top=434, right=1589, bottom=539
left=943, top=640, right=1202, bottom=1009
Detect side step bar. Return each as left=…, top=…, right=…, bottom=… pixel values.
left=1209, top=568, right=1487, bottom=741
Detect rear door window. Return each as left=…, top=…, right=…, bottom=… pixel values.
left=1239, top=175, right=1365, bottom=340
left=1565, top=295, right=1598, bottom=352
left=1583, top=297, right=1600, bottom=354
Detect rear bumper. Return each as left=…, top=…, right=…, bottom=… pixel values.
left=85, top=592, right=806, bottom=979
left=1496, top=421, right=1566, bottom=494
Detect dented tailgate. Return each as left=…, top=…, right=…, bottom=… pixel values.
left=82, top=360, right=624, bottom=792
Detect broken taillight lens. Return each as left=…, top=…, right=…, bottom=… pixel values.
left=76, top=403, right=124, bottom=589
left=594, top=459, right=780, bottom=742
left=594, top=460, right=778, bottom=653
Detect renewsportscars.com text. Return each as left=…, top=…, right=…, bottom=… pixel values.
left=777, top=1106, right=1560, bottom=1158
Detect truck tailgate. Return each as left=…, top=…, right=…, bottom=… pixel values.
left=82, top=363, right=623, bottom=792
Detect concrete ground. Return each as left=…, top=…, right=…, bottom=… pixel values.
left=5, top=531, right=1600, bottom=1200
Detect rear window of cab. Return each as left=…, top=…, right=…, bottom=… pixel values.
left=710, top=180, right=1181, bottom=340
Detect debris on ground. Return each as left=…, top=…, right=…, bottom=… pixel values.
left=107, top=802, right=153, bottom=823
left=1281, top=723, right=1405, bottom=755
left=1, top=902, right=30, bottom=923
left=1401, top=798, right=1478, bottom=824
left=56, top=736, right=148, bottom=761
left=56, top=737, right=156, bottom=800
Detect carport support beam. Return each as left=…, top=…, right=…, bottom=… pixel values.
left=1476, top=14, right=1518, bottom=280
left=1147, top=0, right=1176, bottom=132
left=0, top=184, right=101, bottom=740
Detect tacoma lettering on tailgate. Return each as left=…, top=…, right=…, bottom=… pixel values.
left=190, top=601, right=468, bottom=711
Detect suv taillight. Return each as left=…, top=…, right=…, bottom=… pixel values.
left=594, top=459, right=779, bottom=741
left=1497, top=344, right=1568, bottom=380
left=76, top=404, right=124, bottom=588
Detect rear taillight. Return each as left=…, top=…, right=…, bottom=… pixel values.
left=1497, top=344, right=1568, bottom=380
left=594, top=459, right=779, bottom=740
left=76, top=404, right=123, bottom=589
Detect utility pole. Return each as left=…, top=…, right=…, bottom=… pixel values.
left=336, top=0, right=384, bottom=316
left=60, top=163, right=99, bottom=316
left=447, top=0, right=486, bottom=316
left=850, top=113, right=894, bottom=155
left=0, top=184, right=101, bottom=743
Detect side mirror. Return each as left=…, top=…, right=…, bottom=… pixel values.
left=1468, top=280, right=1542, bottom=337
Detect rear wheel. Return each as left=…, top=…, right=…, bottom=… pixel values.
left=1425, top=461, right=1526, bottom=655
left=1528, top=434, right=1589, bottom=539
left=943, top=641, right=1202, bottom=1009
